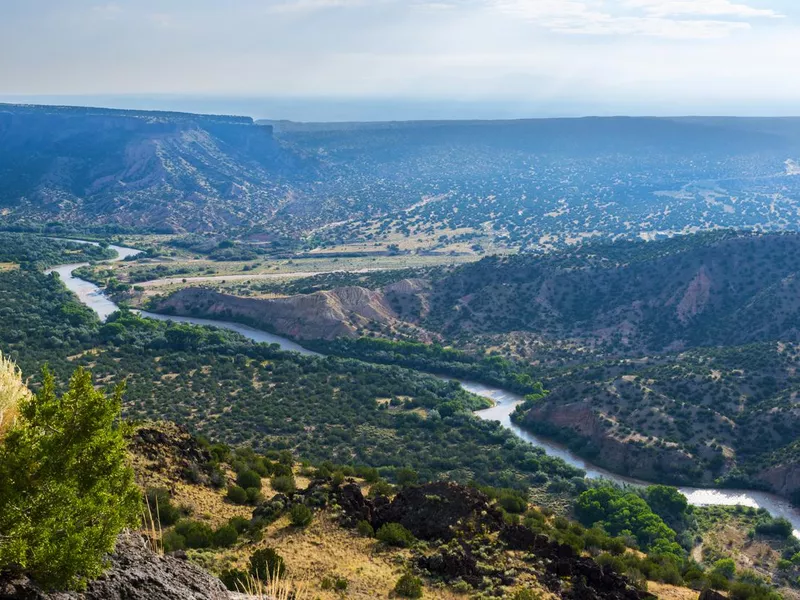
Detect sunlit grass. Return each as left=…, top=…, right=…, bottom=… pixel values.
left=0, top=351, right=31, bottom=439
left=236, top=571, right=310, bottom=600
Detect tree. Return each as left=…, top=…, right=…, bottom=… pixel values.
left=0, top=367, right=140, bottom=590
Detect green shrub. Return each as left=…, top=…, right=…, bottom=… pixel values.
left=376, top=523, right=415, bottom=548
left=368, top=480, right=395, bottom=498
left=251, top=457, right=272, bottom=477
left=228, top=515, right=250, bottom=534
left=0, top=367, right=140, bottom=590
left=227, top=485, right=248, bottom=505
left=334, top=577, right=348, bottom=590
left=162, top=530, right=187, bottom=553
left=754, top=517, right=793, bottom=539
left=249, top=548, right=286, bottom=580
left=174, top=520, right=215, bottom=549
left=498, top=491, right=528, bottom=514
left=271, top=475, right=296, bottom=494
left=237, top=469, right=262, bottom=490
left=712, top=558, right=736, bottom=579
left=278, top=450, right=294, bottom=467
left=357, top=520, right=375, bottom=537
left=708, top=571, right=731, bottom=591
left=396, top=468, right=419, bottom=487
left=511, top=590, right=542, bottom=600
left=213, top=525, right=238, bottom=548
left=290, top=504, right=313, bottom=527
left=219, top=568, right=248, bottom=592
left=394, top=573, right=423, bottom=598
left=246, top=487, right=264, bottom=505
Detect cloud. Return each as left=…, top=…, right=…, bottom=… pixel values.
left=89, top=3, right=124, bottom=21
left=488, top=0, right=781, bottom=38
left=625, top=0, right=782, bottom=18
left=265, top=0, right=375, bottom=14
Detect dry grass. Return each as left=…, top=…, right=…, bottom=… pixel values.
left=234, top=572, right=310, bottom=600
left=222, top=511, right=485, bottom=600
left=131, top=458, right=252, bottom=528
left=141, top=492, right=164, bottom=556
left=647, top=581, right=705, bottom=600
left=0, top=351, right=31, bottom=439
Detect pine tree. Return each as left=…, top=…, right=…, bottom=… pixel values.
left=0, top=367, right=140, bottom=590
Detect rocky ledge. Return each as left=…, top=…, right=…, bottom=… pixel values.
left=0, top=533, right=229, bottom=600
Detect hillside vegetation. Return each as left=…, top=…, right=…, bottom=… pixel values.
left=147, top=232, right=800, bottom=503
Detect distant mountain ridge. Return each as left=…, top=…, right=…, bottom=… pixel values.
left=3, top=105, right=800, bottom=241
left=0, top=103, right=312, bottom=232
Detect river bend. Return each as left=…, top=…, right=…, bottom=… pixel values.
left=46, top=241, right=800, bottom=536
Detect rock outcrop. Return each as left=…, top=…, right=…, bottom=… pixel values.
left=337, top=481, right=654, bottom=600
left=371, top=481, right=505, bottom=541
left=0, top=533, right=229, bottom=599
left=131, top=422, right=219, bottom=487
left=154, top=283, right=431, bottom=341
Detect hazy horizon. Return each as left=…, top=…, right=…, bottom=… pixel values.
left=2, top=93, right=800, bottom=123
left=2, top=1, right=800, bottom=122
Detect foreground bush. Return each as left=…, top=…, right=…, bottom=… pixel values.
left=0, top=367, right=139, bottom=589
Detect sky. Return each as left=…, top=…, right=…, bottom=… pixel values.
left=1, top=0, right=799, bottom=120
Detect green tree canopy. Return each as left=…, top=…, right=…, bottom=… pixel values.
left=0, top=367, right=140, bottom=590
left=575, top=486, right=683, bottom=558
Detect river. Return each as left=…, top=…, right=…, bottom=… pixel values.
left=47, top=240, right=800, bottom=535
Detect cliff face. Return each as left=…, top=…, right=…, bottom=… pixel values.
left=758, top=462, right=800, bottom=501
left=522, top=401, right=703, bottom=485
left=0, top=104, right=309, bottom=232
left=154, top=283, right=432, bottom=341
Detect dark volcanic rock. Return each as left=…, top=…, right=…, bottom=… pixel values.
left=417, top=542, right=483, bottom=586
left=698, top=591, right=726, bottom=600
left=337, top=483, right=373, bottom=527
left=372, top=482, right=504, bottom=541
left=0, top=533, right=229, bottom=600
left=131, top=423, right=217, bottom=487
